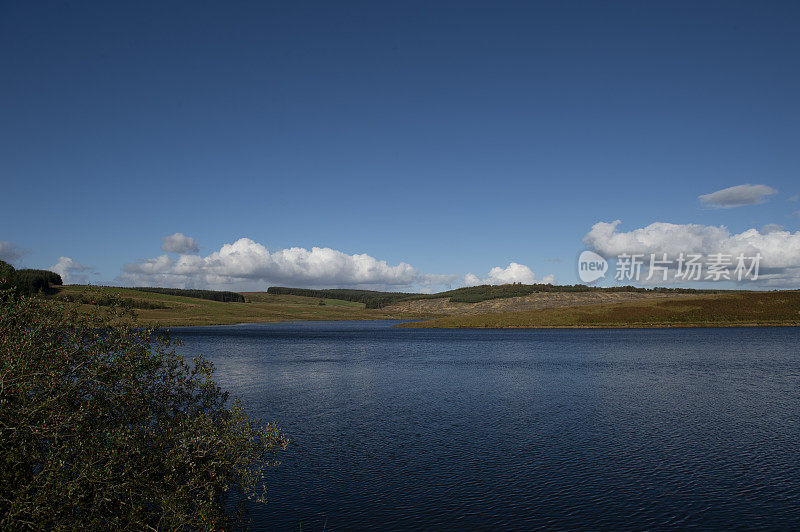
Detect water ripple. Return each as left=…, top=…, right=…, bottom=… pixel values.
left=172, top=322, right=800, bottom=530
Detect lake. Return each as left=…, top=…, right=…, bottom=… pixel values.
left=171, top=321, right=800, bottom=530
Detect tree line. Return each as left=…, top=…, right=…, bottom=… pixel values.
left=129, top=286, right=246, bottom=303
left=267, top=287, right=421, bottom=308
left=0, top=260, right=62, bottom=296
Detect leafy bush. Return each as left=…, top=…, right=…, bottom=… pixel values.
left=0, top=291, right=287, bottom=529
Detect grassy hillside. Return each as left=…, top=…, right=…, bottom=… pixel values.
left=385, top=290, right=695, bottom=315
left=45, top=285, right=799, bottom=329
left=267, top=283, right=720, bottom=307
left=398, top=291, right=800, bottom=329
left=429, top=283, right=720, bottom=303
left=47, top=285, right=427, bottom=327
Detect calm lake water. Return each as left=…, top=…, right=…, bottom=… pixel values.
left=171, top=321, right=800, bottom=530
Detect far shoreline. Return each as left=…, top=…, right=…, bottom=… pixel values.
left=396, top=321, right=800, bottom=330
left=159, top=318, right=800, bottom=330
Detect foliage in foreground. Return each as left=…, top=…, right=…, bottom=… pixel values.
left=0, top=291, right=287, bottom=530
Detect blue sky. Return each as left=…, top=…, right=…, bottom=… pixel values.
left=1, top=1, right=799, bottom=290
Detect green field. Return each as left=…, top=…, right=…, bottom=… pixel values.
left=398, top=290, right=800, bottom=329
left=48, top=285, right=427, bottom=327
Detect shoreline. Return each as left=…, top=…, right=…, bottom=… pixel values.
left=397, top=321, right=800, bottom=330
left=159, top=318, right=800, bottom=330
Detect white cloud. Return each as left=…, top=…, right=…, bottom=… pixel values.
left=762, top=224, right=784, bottom=234
left=127, top=254, right=175, bottom=274
left=50, top=257, right=92, bottom=284
left=463, top=262, right=555, bottom=286
left=463, top=273, right=482, bottom=286
left=583, top=220, right=800, bottom=286
left=122, top=237, right=456, bottom=291
left=161, top=233, right=199, bottom=254
left=0, top=241, right=28, bottom=264
left=789, top=195, right=799, bottom=202
left=698, top=184, right=777, bottom=208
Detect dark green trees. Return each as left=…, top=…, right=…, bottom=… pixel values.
left=132, top=287, right=246, bottom=303
left=0, top=261, right=63, bottom=296
left=0, top=260, right=14, bottom=292
left=14, top=268, right=62, bottom=294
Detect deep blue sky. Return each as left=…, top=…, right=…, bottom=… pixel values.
left=2, top=1, right=799, bottom=288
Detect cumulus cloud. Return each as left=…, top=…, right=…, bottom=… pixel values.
left=161, top=233, right=199, bottom=254
left=0, top=241, right=28, bottom=264
left=50, top=257, right=93, bottom=284
left=698, top=184, right=777, bottom=208
left=463, top=262, right=555, bottom=286
left=762, top=224, right=784, bottom=234
left=122, top=237, right=456, bottom=291
left=583, top=220, right=800, bottom=286
left=126, top=254, right=176, bottom=274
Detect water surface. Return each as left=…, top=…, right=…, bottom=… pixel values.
left=171, top=321, right=800, bottom=530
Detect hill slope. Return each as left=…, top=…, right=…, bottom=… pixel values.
left=267, top=283, right=717, bottom=308
left=384, top=290, right=693, bottom=315
left=398, top=291, right=800, bottom=329
left=47, top=286, right=428, bottom=326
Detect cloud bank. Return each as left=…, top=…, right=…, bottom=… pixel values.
left=50, top=257, right=93, bottom=284
left=698, top=184, right=777, bottom=208
left=161, top=233, right=199, bottom=254
left=463, top=262, right=555, bottom=286
left=583, top=220, right=800, bottom=286
left=122, top=237, right=456, bottom=291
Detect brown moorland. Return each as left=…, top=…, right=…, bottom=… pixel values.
left=397, top=290, right=800, bottom=329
